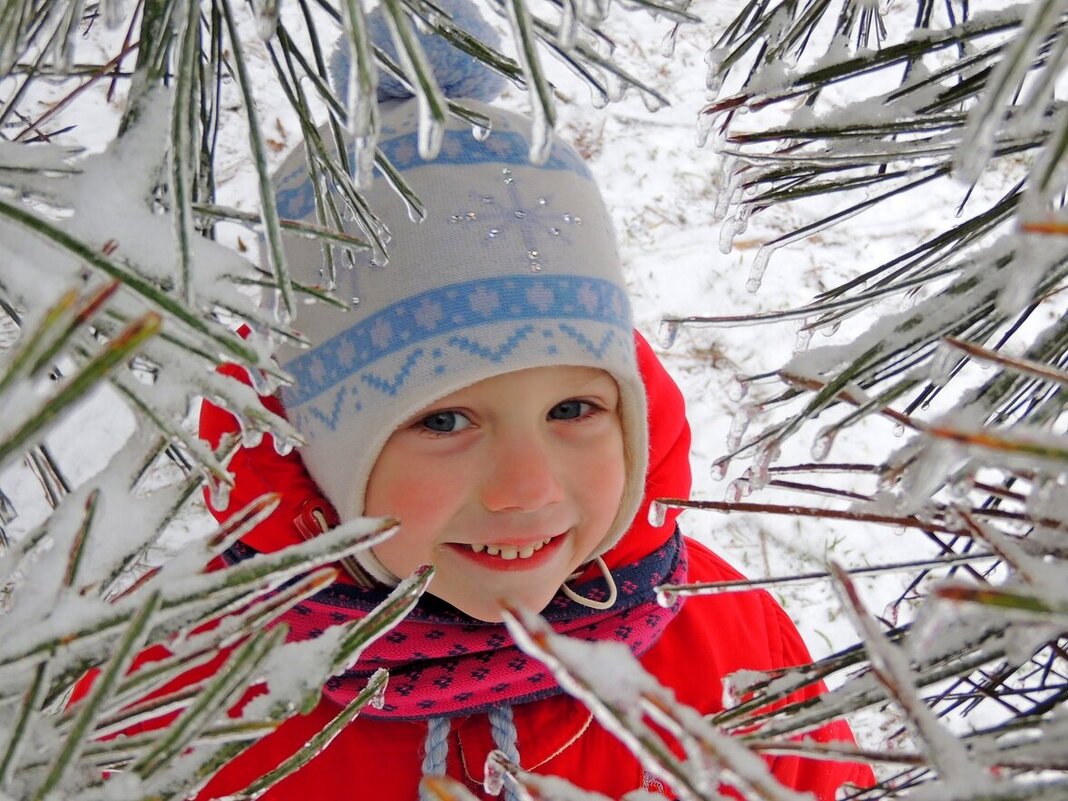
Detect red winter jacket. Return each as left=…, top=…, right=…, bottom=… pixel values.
left=119, top=334, right=873, bottom=799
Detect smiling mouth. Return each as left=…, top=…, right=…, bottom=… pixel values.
left=467, top=536, right=556, bottom=560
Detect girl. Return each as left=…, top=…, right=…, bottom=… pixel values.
left=154, top=5, right=875, bottom=798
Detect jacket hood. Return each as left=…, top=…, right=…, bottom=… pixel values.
left=199, top=331, right=691, bottom=575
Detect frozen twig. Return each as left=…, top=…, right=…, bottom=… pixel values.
left=656, top=551, right=997, bottom=601
left=829, top=562, right=989, bottom=788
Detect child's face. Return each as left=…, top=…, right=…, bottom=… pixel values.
left=363, top=366, right=626, bottom=622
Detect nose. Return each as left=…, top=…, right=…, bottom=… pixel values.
left=480, top=429, right=566, bottom=513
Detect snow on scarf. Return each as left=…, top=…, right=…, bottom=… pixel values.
left=222, top=532, right=686, bottom=720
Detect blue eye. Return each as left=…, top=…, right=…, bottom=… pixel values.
left=420, top=410, right=472, bottom=433
left=549, top=400, right=591, bottom=420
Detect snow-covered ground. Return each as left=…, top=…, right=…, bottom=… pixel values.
left=1, top=0, right=1027, bottom=755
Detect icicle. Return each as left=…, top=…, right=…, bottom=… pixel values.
left=529, top=106, right=553, bottom=166
left=794, top=323, right=813, bottom=353
left=726, top=374, right=749, bottom=402
left=750, top=445, right=779, bottom=492
left=719, top=216, right=739, bottom=254
left=352, top=137, right=376, bottom=191
left=657, top=320, right=680, bottom=349
left=941, top=505, right=966, bottom=532
left=721, top=670, right=766, bottom=710
left=558, top=0, right=578, bottom=50
left=245, top=365, right=273, bottom=396
left=821, top=319, right=841, bottom=337
left=103, top=0, right=128, bottom=29
left=606, top=73, right=627, bottom=103
left=241, top=425, right=264, bottom=450
left=734, top=202, right=752, bottom=234
left=412, top=12, right=434, bottom=35
left=897, top=441, right=958, bottom=514
left=882, top=600, right=900, bottom=628
left=273, top=433, right=299, bottom=457
left=577, top=0, right=608, bottom=27
left=812, top=428, right=835, bottom=462
left=655, top=586, right=678, bottom=608
left=999, top=231, right=1046, bottom=315
left=370, top=240, right=389, bottom=267
left=370, top=677, right=388, bottom=709
left=710, top=457, right=730, bottom=481
left=316, top=261, right=335, bottom=291
left=695, top=111, right=716, bottom=148
left=417, top=111, right=446, bottom=163
left=704, top=47, right=727, bottom=94
left=892, top=423, right=906, bottom=438
left=647, top=500, right=668, bottom=528
left=661, top=24, right=679, bottom=58
left=746, top=245, right=777, bottom=293
left=640, top=88, right=667, bottom=114
left=255, top=0, right=280, bottom=40
left=876, top=468, right=898, bottom=493
left=404, top=197, right=426, bottom=225
left=929, top=341, right=958, bottom=389
left=713, top=156, right=741, bottom=220
left=721, top=676, right=744, bottom=710
left=53, top=33, right=74, bottom=74
left=725, top=406, right=751, bottom=452
left=483, top=753, right=505, bottom=796
left=206, top=472, right=232, bottom=510
left=727, top=476, right=749, bottom=502
left=589, top=87, right=610, bottom=110
left=272, top=287, right=293, bottom=327
left=947, top=475, right=972, bottom=500
left=472, top=122, right=492, bottom=142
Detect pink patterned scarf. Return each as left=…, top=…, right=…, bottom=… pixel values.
left=223, top=532, right=686, bottom=720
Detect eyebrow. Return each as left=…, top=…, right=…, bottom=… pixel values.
left=568, top=373, right=619, bottom=396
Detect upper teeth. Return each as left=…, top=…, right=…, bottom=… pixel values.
left=469, top=537, right=554, bottom=560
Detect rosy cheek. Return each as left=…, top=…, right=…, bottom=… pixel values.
left=387, top=487, right=437, bottom=525
left=369, top=476, right=420, bottom=519
left=576, top=440, right=626, bottom=516
left=368, top=462, right=460, bottom=526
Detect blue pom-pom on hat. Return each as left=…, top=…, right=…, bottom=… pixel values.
left=330, top=0, right=506, bottom=104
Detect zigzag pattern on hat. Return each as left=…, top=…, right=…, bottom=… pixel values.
left=282, top=274, right=631, bottom=407
left=361, top=348, right=426, bottom=396
left=289, top=318, right=632, bottom=438
left=558, top=324, right=619, bottom=358
left=447, top=325, right=534, bottom=362
left=306, top=385, right=349, bottom=430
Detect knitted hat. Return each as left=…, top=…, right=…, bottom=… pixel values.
left=271, top=2, right=647, bottom=565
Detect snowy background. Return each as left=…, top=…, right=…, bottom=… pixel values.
left=1, top=0, right=1030, bottom=755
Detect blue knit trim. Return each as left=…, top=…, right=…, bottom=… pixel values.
left=282, top=275, right=631, bottom=407
left=378, top=129, right=591, bottom=176
left=361, top=347, right=425, bottom=395
left=275, top=129, right=591, bottom=221
left=448, top=325, right=534, bottom=362
left=558, top=324, right=617, bottom=358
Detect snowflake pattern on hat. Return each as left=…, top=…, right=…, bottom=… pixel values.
left=284, top=275, right=630, bottom=408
